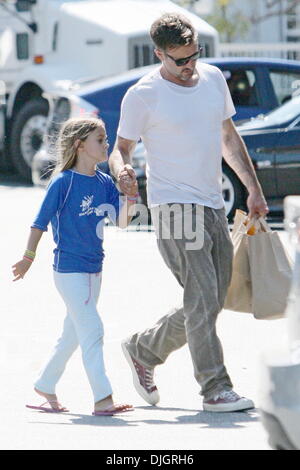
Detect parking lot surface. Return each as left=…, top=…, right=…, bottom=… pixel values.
left=1, top=183, right=290, bottom=450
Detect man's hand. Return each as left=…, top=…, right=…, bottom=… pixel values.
left=247, top=189, right=269, bottom=220
left=118, top=164, right=138, bottom=196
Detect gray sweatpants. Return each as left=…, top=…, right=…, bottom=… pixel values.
left=126, top=204, right=234, bottom=400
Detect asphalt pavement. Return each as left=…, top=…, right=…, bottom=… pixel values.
left=1, top=180, right=290, bottom=450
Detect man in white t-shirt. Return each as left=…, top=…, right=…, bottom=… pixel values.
left=109, top=13, right=268, bottom=412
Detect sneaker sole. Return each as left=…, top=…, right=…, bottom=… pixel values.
left=203, top=399, right=255, bottom=413
left=121, top=341, right=160, bottom=406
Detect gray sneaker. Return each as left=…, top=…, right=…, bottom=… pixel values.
left=122, top=341, right=160, bottom=405
left=203, top=390, right=255, bottom=412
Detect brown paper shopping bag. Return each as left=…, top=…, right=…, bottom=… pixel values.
left=225, top=211, right=293, bottom=320
left=248, top=217, right=293, bottom=319
left=224, top=210, right=252, bottom=313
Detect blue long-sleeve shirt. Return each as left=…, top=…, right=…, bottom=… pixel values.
left=31, top=169, right=121, bottom=273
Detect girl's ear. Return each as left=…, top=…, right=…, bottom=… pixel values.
left=75, top=139, right=83, bottom=152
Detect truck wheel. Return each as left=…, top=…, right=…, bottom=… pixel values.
left=9, top=98, right=48, bottom=181
left=222, top=165, right=245, bottom=221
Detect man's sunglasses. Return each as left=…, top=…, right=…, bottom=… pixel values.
left=165, top=46, right=203, bottom=67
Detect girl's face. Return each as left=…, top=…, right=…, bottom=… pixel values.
left=78, top=126, right=109, bottom=164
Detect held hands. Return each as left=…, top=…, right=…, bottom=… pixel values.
left=118, top=164, right=138, bottom=197
left=12, top=258, right=32, bottom=282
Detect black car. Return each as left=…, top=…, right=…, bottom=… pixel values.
left=132, top=94, right=300, bottom=220
left=234, top=94, right=300, bottom=218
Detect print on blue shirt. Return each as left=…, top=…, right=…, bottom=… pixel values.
left=31, top=170, right=121, bottom=273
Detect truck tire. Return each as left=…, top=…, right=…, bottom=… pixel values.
left=222, top=165, right=245, bottom=221
left=9, top=98, right=49, bottom=181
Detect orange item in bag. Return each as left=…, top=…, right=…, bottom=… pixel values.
left=247, top=225, right=256, bottom=236
left=243, top=219, right=256, bottom=236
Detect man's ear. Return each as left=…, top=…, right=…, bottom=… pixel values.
left=154, top=48, right=163, bottom=62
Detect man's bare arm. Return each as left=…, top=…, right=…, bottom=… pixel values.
left=109, top=136, right=138, bottom=195
left=109, top=136, right=137, bottom=178
left=222, top=118, right=269, bottom=218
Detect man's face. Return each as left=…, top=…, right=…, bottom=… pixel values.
left=155, top=42, right=200, bottom=83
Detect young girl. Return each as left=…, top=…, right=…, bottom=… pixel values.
left=12, top=117, right=138, bottom=416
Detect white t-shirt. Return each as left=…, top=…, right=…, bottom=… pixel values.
left=117, top=62, right=236, bottom=208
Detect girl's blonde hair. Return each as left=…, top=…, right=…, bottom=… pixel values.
left=52, top=116, right=105, bottom=176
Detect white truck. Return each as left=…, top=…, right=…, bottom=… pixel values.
left=0, top=0, right=218, bottom=180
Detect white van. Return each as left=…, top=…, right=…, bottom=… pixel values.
left=0, top=0, right=218, bottom=179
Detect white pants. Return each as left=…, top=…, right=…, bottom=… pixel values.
left=34, top=271, right=113, bottom=403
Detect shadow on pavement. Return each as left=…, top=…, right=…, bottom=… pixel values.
left=29, top=414, right=139, bottom=427
left=175, top=409, right=258, bottom=429
left=28, top=406, right=259, bottom=429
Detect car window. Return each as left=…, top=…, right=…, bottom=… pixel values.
left=222, top=69, right=258, bottom=106
left=269, top=70, right=300, bottom=105
left=239, top=95, right=300, bottom=130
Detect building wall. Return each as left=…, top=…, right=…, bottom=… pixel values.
left=286, top=0, right=300, bottom=42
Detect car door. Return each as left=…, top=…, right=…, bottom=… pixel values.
left=242, top=130, right=279, bottom=199
left=275, top=118, right=300, bottom=197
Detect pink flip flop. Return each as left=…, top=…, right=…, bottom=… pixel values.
left=26, top=400, right=69, bottom=413
left=92, top=404, right=134, bottom=416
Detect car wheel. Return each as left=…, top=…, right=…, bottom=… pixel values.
left=139, top=184, right=147, bottom=207
left=137, top=178, right=152, bottom=225
left=222, top=165, right=245, bottom=221
left=138, top=169, right=245, bottom=223
left=10, top=98, right=49, bottom=181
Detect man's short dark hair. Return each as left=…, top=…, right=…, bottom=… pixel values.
left=150, top=12, right=197, bottom=51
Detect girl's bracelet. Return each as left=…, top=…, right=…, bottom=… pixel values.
left=24, top=249, right=36, bottom=261
left=127, top=192, right=139, bottom=202
left=23, top=256, right=34, bottom=263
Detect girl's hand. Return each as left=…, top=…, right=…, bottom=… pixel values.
left=12, top=259, right=32, bottom=282
left=118, top=165, right=137, bottom=196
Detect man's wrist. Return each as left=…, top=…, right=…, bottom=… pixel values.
left=116, top=167, right=126, bottom=180
left=247, top=183, right=264, bottom=196
left=126, top=192, right=139, bottom=202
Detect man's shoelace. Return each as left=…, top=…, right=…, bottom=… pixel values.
left=133, top=360, right=155, bottom=389
left=214, top=390, right=240, bottom=401
left=144, top=369, right=154, bottom=386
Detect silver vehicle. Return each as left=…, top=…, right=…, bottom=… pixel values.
left=259, top=196, right=300, bottom=450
